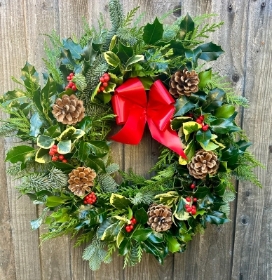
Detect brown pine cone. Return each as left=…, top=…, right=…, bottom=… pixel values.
left=169, top=69, right=199, bottom=98
left=187, top=150, right=219, bottom=179
left=147, top=204, right=173, bottom=232
left=52, top=94, right=85, bottom=125
left=68, top=167, right=96, bottom=196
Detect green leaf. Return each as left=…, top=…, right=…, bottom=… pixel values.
left=134, top=208, right=148, bottom=224
left=119, top=238, right=131, bottom=256
left=203, top=88, right=225, bottom=111
left=37, top=135, right=54, bottom=149
left=196, top=130, right=212, bottom=147
left=179, top=140, right=196, bottom=165
left=205, top=211, right=229, bottom=225
left=29, top=112, right=44, bottom=137
left=131, top=228, right=152, bottom=242
left=185, top=48, right=202, bottom=67
left=44, top=125, right=61, bottom=138
left=198, top=69, right=212, bottom=89
left=199, top=140, right=219, bottom=151
left=174, top=96, right=196, bottom=117
left=87, top=141, right=109, bottom=157
left=104, top=51, right=121, bottom=67
left=143, top=17, right=164, bottom=44
left=21, top=62, right=39, bottom=92
left=126, top=55, right=145, bottom=68
left=71, top=129, right=85, bottom=141
left=174, top=199, right=190, bottom=221
left=101, top=222, right=122, bottom=241
left=97, top=219, right=113, bottom=239
left=77, top=117, right=92, bottom=134
left=195, top=186, right=210, bottom=199
left=116, top=42, right=134, bottom=63
left=46, top=195, right=69, bottom=208
left=57, top=140, right=72, bottom=154
left=215, top=104, right=235, bottom=118
left=210, top=118, right=240, bottom=134
left=197, top=42, right=224, bottom=62
left=6, top=145, right=35, bottom=164
left=103, top=82, right=116, bottom=94
left=57, top=127, right=77, bottom=141
left=110, top=194, right=131, bottom=209
left=63, top=38, right=83, bottom=60
left=179, top=13, right=195, bottom=38
left=116, top=230, right=125, bottom=248
left=35, top=148, right=51, bottom=164
left=183, top=121, right=202, bottom=142
left=166, top=235, right=180, bottom=253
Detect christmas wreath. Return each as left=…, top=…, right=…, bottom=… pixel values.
left=1, top=0, right=262, bottom=270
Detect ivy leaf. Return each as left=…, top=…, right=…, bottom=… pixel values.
left=63, top=38, right=83, bottom=60
left=196, top=42, right=224, bottom=62
left=143, top=17, right=164, bottom=44
left=104, top=51, right=121, bottom=67
left=196, top=130, right=212, bottom=147
left=37, top=135, right=54, bottom=149
left=110, top=194, right=131, bottom=209
left=179, top=14, right=195, bottom=38
left=6, top=145, right=35, bottom=165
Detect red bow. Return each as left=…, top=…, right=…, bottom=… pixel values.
left=111, top=78, right=186, bottom=158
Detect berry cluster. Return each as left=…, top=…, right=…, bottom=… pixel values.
left=65, top=73, right=77, bottom=91
left=196, top=115, right=209, bottom=131
left=185, top=196, right=198, bottom=215
left=49, top=145, right=68, bottom=163
left=83, top=192, right=97, bottom=205
left=125, top=217, right=137, bottom=233
left=97, top=73, right=110, bottom=93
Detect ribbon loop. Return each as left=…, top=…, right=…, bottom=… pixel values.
left=111, top=78, right=186, bottom=158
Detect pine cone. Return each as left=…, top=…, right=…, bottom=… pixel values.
left=187, top=150, right=219, bottom=179
left=68, top=167, right=96, bottom=196
left=147, top=204, right=173, bottom=232
left=169, top=69, right=199, bottom=98
left=52, top=94, right=85, bottom=125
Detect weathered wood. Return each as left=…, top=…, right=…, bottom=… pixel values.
left=0, top=0, right=270, bottom=279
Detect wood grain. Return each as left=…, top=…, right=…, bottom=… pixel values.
left=0, top=0, right=270, bottom=279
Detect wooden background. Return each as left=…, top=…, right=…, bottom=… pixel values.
left=0, top=0, right=271, bottom=279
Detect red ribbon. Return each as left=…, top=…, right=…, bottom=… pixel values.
left=111, top=78, right=186, bottom=158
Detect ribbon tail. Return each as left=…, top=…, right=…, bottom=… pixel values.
left=147, top=119, right=187, bottom=159
left=111, top=106, right=146, bottom=145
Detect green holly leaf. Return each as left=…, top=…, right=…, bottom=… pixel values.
left=198, top=69, right=212, bottom=89
left=199, top=140, right=219, bottom=151
left=21, top=62, right=39, bottom=92
left=179, top=13, right=195, bottom=38
left=210, top=117, right=240, bottom=134
left=202, top=88, right=226, bottom=111
left=57, top=127, right=77, bottom=141
left=134, top=207, right=148, bottom=224
left=104, top=51, right=121, bottom=67
left=29, top=112, right=44, bottom=137
left=131, top=228, right=152, bottom=242
left=116, top=41, right=134, bottom=63
left=6, top=145, right=35, bottom=165
left=37, top=135, right=54, bottom=149
left=196, top=129, right=212, bottom=147
left=77, top=117, right=92, bottom=134
left=205, top=211, right=229, bottom=225
left=174, top=96, right=196, bottom=117
left=171, top=117, right=192, bottom=130
left=196, top=42, right=224, bottom=62
left=46, top=195, right=70, bottom=208
left=179, top=140, right=196, bottom=165
left=63, top=38, right=83, bottom=60
left=103, top=81, right=116, bottom=93
left=110, top=194, right=131, bottom=209
left=86, top=141, right=109, bottom=157
left=44, top=125, right=61, bottom=138
left=195, top=186, right=211, bottom=199
left=215, top=104, right=236, bottom=118
left=126, top=55, right=145, bottom=68
left=143, top=17, right=164, bottom=44
left=185, top=48, right=202, bottom=67
left=166, top=235, right=181, bottom=253
left=116, top=230, right=125, bottom=248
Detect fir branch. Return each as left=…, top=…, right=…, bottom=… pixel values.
left=98, top=173, right=118, bottom=193
left=130, top=191, right=155, bottom=205
left=123, top=242, right=143, bottom=268
left=74, top=231, right=95, bottom=247
left=122, top=6, right=140, bottom=27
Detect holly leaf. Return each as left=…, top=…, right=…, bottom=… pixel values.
left=29, top=112, right=44, bottom=137
left=63, top=38, right=83, bottom=60
left=179, top=140, right=196, bottom=165
left=196, top=42, right=224, bottom=62
left=215, top=104, right=236, bottom=118
left=104, top=51, right=121, bottom=67
left=116, top=41, right=134, bottom=63
left=205, top=211, right=229, bottom=225
left=126, top=55, right=145, bottom=68
left=179, top=14, right=195, bottom=38
left=131, top=228, right=152, bottom=242
left=174, top=96, right=196, bottom=117
left=134, top=207, right=148, bottom=224
left=57, top=127, right=77, bottom=141
left=57, top=140, right=71, bottom=154
left=35, top=148, right=51, bottom=164
left=46, top=195, right=70, bottom=208
left=198, top=69, right=212, bottom=89
left=143, top=17, right=164, bottom=44
left=6, top=145, right=35, bottom=165
left=37, top=135, right=54, bottom=149
left=183, top=121, right=202, bottom=142
left=196, top=129, right=212, bottom=147
left=166, top=235, right=181, bottom=253
left=110, top=194, right=131, bottom=209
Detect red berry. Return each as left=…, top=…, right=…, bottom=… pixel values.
left=199, top=115, right=204, bottom=121
left=102, top=82, right=108, bottom=88
left=67, top=76, right=72, bottom=81
left=52, top=145, right=57, bottom=150
left=193, top=198, right=197, bottom=202
left=49, top=150, right=55, bottom=156
left=196, top=119, right=202, bottom=124
left=68, top=82, right=73, bottom=88
left=192, top=205, right=196, bottom=209
left=58, top=155, right=64, bottom=161
left=72, top=85, right=77, bottom=91
left=190, top=183, right=196, bottom=189
left=130, top=218, right=137, bottom=225
left=100, top=77, right=105, bottom=83
left=186, top=197, right=191, bottom=202
left=100, top=86, right=105, bottom=91
left=125, top=225, right=132, bottom=232
left=187, top=207, right=192, bottom=212
left=69, top=73, right=74, bottom=76
left=103, top=74, right=110, bottom=82
left=202, top=124, right=209, bottom=131
left=191, top=209, right=197, bottom=215
left=52, top=156, right=58, bottom=161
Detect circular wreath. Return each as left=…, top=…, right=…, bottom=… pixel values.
left=1, top=0, right=262, bottom=271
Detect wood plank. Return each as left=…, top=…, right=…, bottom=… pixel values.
left=231, top=1, right=272, bottom=279
left=0, top=1, right=42, bottom=279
